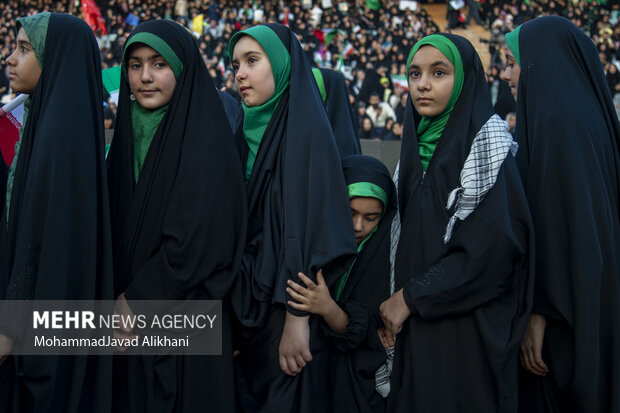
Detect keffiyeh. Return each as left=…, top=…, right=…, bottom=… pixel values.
left=443, top=114, right=518, bottom=243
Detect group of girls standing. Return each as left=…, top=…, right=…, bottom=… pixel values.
left=0, top=10, right=617, bottom=413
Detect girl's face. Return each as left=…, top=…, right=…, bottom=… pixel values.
left=363, top=117, right=372, bottom=131
left=232, top=35, right=275, bottom=107
left=127, top=45, right=177, bottom=109
left=408, top=45, right=455, bottom=117
left=500, top=47, right=520, bottom=100
left=350, top=196, right=383, bottom=245
left=6, top=27, right=41, bottom=94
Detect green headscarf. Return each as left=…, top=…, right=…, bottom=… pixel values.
left=123, top=33, right=183, bottom=182
left=406, top=35, right=464, bottom=171
left=228, top=26, right=291, bottom=180
left=505, top=26, right=521, bottom=67
left=332, top=182, right=387, bottom=301
left=6, top=13, right=50, bottom=223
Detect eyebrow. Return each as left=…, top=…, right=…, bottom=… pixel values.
left=232, top=50, right=263, bottom=63
left=127, top=54, right=163, bottom=61
left=16, top=39, right=31, bottom=46
left=351, top=207, right=382, bottom=216
left=410, top=60, right=450, bottom=70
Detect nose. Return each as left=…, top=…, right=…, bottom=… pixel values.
left=235, top=65, right=246, bottom=82
left=416, top=73, right=430, bottom=90
left=500, top=67, right=511, bottom=82
left=140, top=65, right=153, bottom=83
left=353, top=215, right=363, bottom=233
left=6, top=49, right=17, bottom=67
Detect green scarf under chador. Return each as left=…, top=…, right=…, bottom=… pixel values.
left=6, top=13, right=50, bottom=223
left=123, top=32, right=183, bottom=182
left=505, top=26, right=521, bottom=67
left=332, top=182, right=387, bottom=301
left=407, top=35, right=465, bottom=171
left=228, top=26, right=291, bottom=180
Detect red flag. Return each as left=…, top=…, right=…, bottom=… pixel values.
left=81, top=0, right=108, bottom=35
left=0, top=95, right=27, bottom=165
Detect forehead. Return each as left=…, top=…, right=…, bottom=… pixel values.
left=411, top=45, right=452, bottom=67
left=16, top=26, right=30, bottom=42
left=350, top=196, right=384, bottom=214
left=233, top=35, right=265, bottom=58
left=127, top=45, right=159, bottom=58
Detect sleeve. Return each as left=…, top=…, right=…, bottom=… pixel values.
left=320, top=301, right=374, bottom=352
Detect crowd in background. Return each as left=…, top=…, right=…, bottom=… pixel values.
left=0, top=0, right=619, bottom=138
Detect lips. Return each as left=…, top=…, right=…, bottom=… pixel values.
left=239, top=86, right=251, bottom=94
left=417, top=97, right=432, bottom=103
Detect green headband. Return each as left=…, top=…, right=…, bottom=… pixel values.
left=16, top=12, right=51, bottom=68
left=347, top=182, right=388, bottom=208
left=505, top=26, right=521, bottom=67
left=124, top=32, right=183, bottom=79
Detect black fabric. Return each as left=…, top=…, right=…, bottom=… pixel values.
left=389, top=34, right=534, bottom=413
left=493, top=79, right=516, bottom=120
left=325, top=154, right=395, bottom=413
left=358, top=69, right=383, bottom=105
left=0, top=13, right=113, bottom=413
left=0, top=156, right=6, bottom=218
left=512, top=16, right=620, bottom=413
left=319, top=68, right=361, bottom=158
left=217, top=88, right=241, bottom=132
left=230, top=23, right=357, bottom=413
left=106, top=19, right=246, bottom=413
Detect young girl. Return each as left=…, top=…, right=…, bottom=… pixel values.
left=106, top=19, right=246, bottom=412
left=380, top=34, right=534, bottom=412
left=503, top=16, right=620, bottom=413
left=228, top=23, right=357, bottom=412
left=0, top=13, right=113, bottom=413
left=287, top=154, right=396, bottom=412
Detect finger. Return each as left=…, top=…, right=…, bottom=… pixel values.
left=286, top=287, right=307, bottom=303
left=286, top=280, right=308, bottom=295
left=286, top=356, right=300, bottom=375
left=387, top=334, right=395, bottom=347
left=233, top=350, right=240, bottom=357
left=378, top=332, right=387, bottom=348
left=532, top=349, right=549, bottom=375
left=316, top=270, right=326, bottom=286
left=287, top=300, right=308, bottom=311
left=525, top=347, right=546, bottom=376
left=294, top=353, right=307, bottom=369
left=302, top=348, right=313, bottom=363
left=519, top=348, right=531, bottom=372
left=279, top=355, right=291, bottom=375
left=297, top=272, right=317, bottom=289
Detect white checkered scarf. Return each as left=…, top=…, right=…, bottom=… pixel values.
left=443, top=114, right=518, bottom=244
